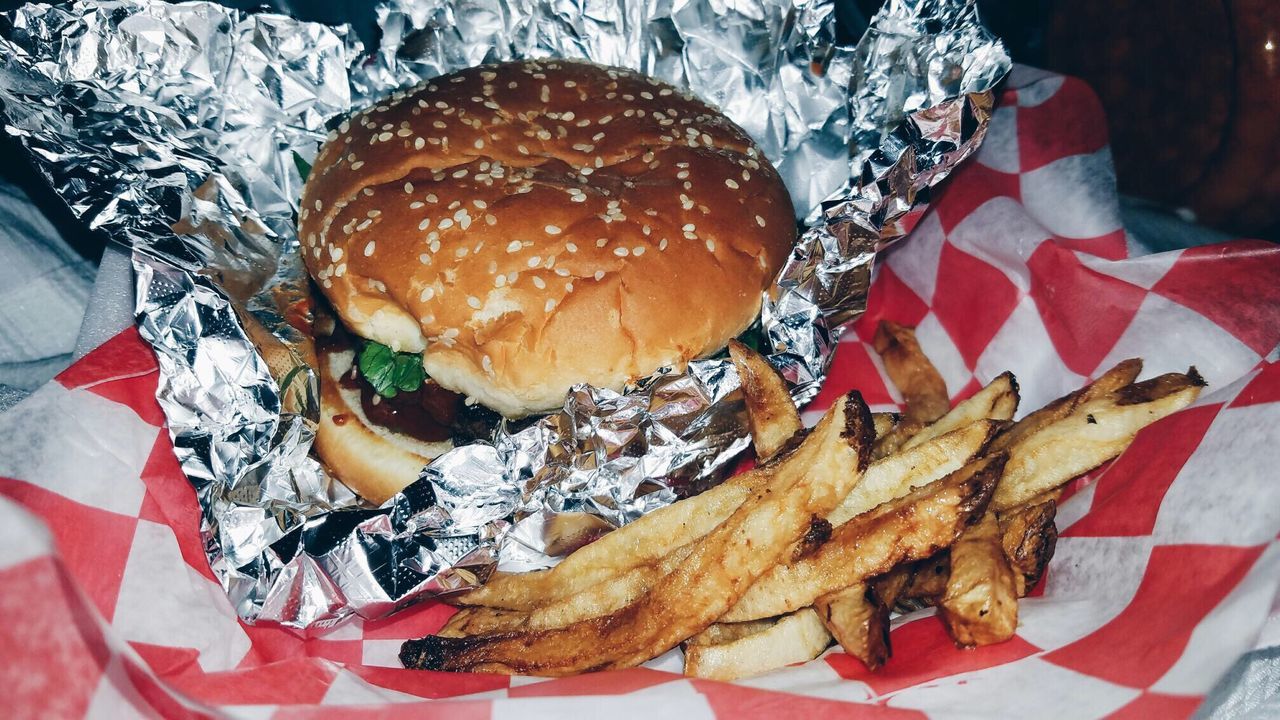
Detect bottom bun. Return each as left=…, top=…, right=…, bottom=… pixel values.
left=316, top=346, right=452, bottom=505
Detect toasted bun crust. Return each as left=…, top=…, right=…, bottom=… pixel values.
left=300, top=59, right=795, bottom=417
left=315, top=346, right=451, bottom=505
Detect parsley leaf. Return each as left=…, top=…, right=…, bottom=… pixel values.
left=358, top=341, right=425, bottom=398
left=293, top=151, right=313, bottom=182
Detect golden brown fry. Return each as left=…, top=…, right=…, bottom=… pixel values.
left=814, top=584, right=892, bottom=670
left=683, top=608, right=831, bottom=681
left=730, top=339, right=802, bottom=461
left=988, top=358, right=1142, bottom=454
left=896, top=553, right=950, bottom=610
left=874, top=320, right=951, bottom=424
left=457, top=460, right=772, bottom=610
left=719, top=453, right=1003, bottom=622
left=999, top=500, right=1058, bottom=596
left=401, top=393, right=875, bottom=675
left=872, top=412, right=900, bottom=441
left=829, top=419, right=1001, bottom=527
left=938, top=510, right=1019, bottom=647
left=685, top=618, right=778, bottom=647
left=900, top=372, right=1019, bottom=453
left=993, top=369, right=1204, bottom=511
left=871, top=420, right=925, bottom=461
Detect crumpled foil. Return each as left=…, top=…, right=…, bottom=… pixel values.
left=0, top=0, right=1008, bottom=627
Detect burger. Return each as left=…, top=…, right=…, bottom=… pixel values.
left=298, top=59, right=796, bottom=504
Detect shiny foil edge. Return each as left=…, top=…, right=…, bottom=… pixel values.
left=0, top=0, right=1008, bottom=628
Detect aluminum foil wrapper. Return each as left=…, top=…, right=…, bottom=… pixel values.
left=0, top=0, right=1008, bottom=627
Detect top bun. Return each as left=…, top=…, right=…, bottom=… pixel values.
left=299, top=59, right=795, bottom=417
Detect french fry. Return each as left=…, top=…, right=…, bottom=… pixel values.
left=937, top=510, right=1019, bottom=647
left=988, top=358, right=1142, bottom=454
left=874, top=320, right=951, bottom=424
left=730, top=339, right=803, bottom=461
left=828, top=419, right=1001, bottom=527
left=459, top=343, right=803, bottom=611
left=683, top=608, right=832, bottom=681
left=999, top=500, right=1058, bottom=596
left=814, top=585, right=891, bottom=670
left=686, top=618, right=778, bottom=647
left=817, top=568, right=914, bottom=670
left=993, top=369, right=1204, bottom=511
left=899, top=372, right=1019, bottom=453
left=402, top=393, right=875, bottom=675
left=719, top=453, right=1003, bottom=622
left=897, top=553, right=950, bottom=610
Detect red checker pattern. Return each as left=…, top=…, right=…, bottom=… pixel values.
left=1107, top=692, right=1205, bottom=719
left=0, top=477, right=139, bottom=622
left=931, top=242, right=1021, bottom=369
left=1231, top=362, right=1280, bottom=408
left=855, top=262, right=932, bottom=341
left=1027, top=241, right=1148, bottom=376
left=0, top=557, right=110, bottom=720
left=691, top=678, right=926, bottom=719
left=931, top=161, right=1022, bottom=234
left=827, top=616, right=1040, bottom=697
left=1044, top=544, right=1265, bottom=688
left=1016, top=76, right=1110, bottom=173
left=57, top=329, right=165, bottom=427
left=1151, top=240, right=1280, bottom=357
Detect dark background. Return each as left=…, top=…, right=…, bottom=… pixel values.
left=3, top=0, right=1277, bottom=268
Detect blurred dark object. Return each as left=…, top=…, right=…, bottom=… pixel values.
left=1042, top=0, right=1280, bottom=237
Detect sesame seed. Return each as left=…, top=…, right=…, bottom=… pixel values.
left=614, top=247, right=629, bottom=257
left=439, top=218, right=454, bottom=230
left=419, top=253, right=431, bottom=264
left=313, top=199, right=322, bottom=211
left=414, top=137, right=425, bottom=149
left=420, top=287, right=435, bottom=301
left=532, top=276, right=546, bottom=289
left=430, top=239, right=441, bottom=253
left=725, top=179, right=739, bottom=189
left=599, top=115, right=613, bottom=124
left=473, top=200, right=487, bottom=209
left=566, top=242, right=578, bottom=253
left=485, top=214, right=497, bottom=226
left=467, top=296, right=482, bottom=309
left=705, top=239, right=716, bottom=252
left=527, top=255, right=541, bottom=268
left=755, top=215, right=766, bottom=227
left=545, top=225, right=562, bottom=235
left=378, top=131, right=392, bottom=142
left=594, top=270, right=605, bottom=281
left=426, top=193, right=438, bottom=203
left=506, top=241, right=522, bottom=253
left=545, top=299, right=556, bottom=312
left=517, top=144, right=529, bottom=154
left=596, top=238, right=608, bottom=247
left=410, top=201, right=424, bottom=209
left=455, top=247, right=468, bottom=258
left=474, top=139, right=485, bottom=149
left=350, top=161, right=365, bottom=170
left=418, top=218, right=431, bottom=230
left=659, top=238, right=669, bottom=251
left=452, top=169, right=468, bottom=179
left=356, top=219, right=372, bottom=231
left=495, top=274, right=506, bottom=287
left=633, top=246, right=646, bottom=256
left=742, top=170, right=751, bottom=181
left=682, top=223, right=696, bottom=232
left=360, top=241, right=374, bottom=256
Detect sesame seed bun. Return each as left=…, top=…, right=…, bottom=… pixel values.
left=299, top=59, right=795, bottom=419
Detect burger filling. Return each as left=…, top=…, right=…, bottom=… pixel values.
left=314, top=311, right=501, bottom=446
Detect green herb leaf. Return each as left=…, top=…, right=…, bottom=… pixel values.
left=357, top=341, right=425, bottom=398
left=293, top=151, right=313, bottom=182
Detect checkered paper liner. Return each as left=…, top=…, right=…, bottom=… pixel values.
left=3, top=67, right=1280, bottom=719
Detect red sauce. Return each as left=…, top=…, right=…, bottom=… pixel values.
left=332, top=413, right=349, bottom=426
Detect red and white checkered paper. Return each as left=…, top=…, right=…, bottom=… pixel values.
left=4, top=66, right=1280, bottom=719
